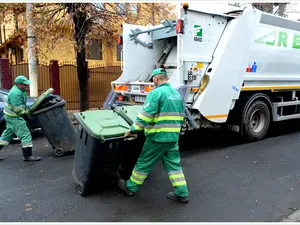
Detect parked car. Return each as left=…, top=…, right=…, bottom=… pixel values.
left=0, top=89, right=41, bottom=140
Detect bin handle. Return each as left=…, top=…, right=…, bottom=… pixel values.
left=104, top=135, right=137, bottom=142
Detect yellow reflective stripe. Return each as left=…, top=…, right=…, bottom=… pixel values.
left=5, top=103, right=13, bottom=110
left=169, top=174, right=185, bottom=180
left=138, top=113, right=152, bottom=123
left=3, top=110, right=18, bottom=117
left=172, top=181, right=187, bottom=186
left=132, top=170, right=147, bottom=179
left=130, top=176, right=143, bottom=185
left=153, top=116, right=184, bottom=122
left=6, top=103, right=25, bottom=110
left=22, top=143, right=33, bottom=148
left=5, top=103, right=26, bottom=114
left=14, top=104, right=26, bottom=110
left=144, top=127, right=181, bottom=133
left=169, top=170, right=183, bottom=175
left=133, top=122, right=143, bottom=131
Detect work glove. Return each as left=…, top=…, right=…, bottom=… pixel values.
left=124, top=130, right=137, bottom=140
left=25, top=109, right=30, bottom=115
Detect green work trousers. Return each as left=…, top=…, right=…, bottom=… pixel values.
left=126, top=139, right=189, bottom=197
left=0, top=115, right=32, bottom=148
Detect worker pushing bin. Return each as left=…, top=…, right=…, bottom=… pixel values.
left=72, top=105, right=144, bottom=197
left=29, top=88, right=76, bottom=157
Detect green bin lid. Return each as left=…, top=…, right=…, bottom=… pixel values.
left=75, top=110, right=130, bottom=141
left=29, top=88, right=54, bottom=113
left=74, top=105, right=144, bottom=141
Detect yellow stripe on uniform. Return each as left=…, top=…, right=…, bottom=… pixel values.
left=133, top=122, right=144, bottom=131
left=153, top=116, right=184, bottom=122
left=130, top=170, right=148, bottom=185
left=172, top=181, right=187, bottom=186
left=132, top=170, right=147, bottom=179
left=144, top=127, right=181, bottom=133
left=130, top=176, right=143, bottom=185
left=169, top=174, right=185, bottom=180
left=138, top=113, right=153, bottom=123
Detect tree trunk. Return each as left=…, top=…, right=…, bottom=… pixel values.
left=73, top=11, right=89, bottom=112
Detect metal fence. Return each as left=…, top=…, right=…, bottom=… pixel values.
left=10, top=62, right=122, bottom=110
left=88, top=65, right=121, bottom=109
left=10, top=63, right=51, bottom=96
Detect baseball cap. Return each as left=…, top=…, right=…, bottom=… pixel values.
left=150, top=68, right=167, bottom=80
left=15, top=75, right=31, bottom=85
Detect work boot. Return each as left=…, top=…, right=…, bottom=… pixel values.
left=118, top=179, right=135, bottom=196
left=167, top=192, right=189, bottom=203
left=22, top=147, right=42, bottom=162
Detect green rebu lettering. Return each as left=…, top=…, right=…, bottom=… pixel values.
left=277, top=31, right=288, bottom=47
left=293, top=34, right=300, bottom=49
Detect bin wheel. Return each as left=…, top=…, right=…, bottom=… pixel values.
left=54, top=147, right=65, bottom=157
left=77, top=182, right=87, bottom=197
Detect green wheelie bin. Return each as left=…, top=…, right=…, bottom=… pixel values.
left=72, top=105, right=145, bottom=197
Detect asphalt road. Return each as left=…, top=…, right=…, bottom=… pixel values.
left=1, top=121, right=300, bottom=222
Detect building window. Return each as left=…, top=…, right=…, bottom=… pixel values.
left=16, top=46, right=24, bottom=63
left=88, top=39, right=103, bottom=60
left=117, top=45, right=122, bottom=61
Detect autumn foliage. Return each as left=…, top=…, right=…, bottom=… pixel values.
left=0, top=3, right=176, bottom=111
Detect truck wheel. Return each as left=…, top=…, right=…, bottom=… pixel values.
left=243, top=100, right=270, bottom=141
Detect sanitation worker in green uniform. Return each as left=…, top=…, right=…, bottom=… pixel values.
left=0, top=75, right=41, bottom=162
left=118, top=68, right=189, bottom=203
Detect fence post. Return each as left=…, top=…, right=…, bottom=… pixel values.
left=86, top=60, right=89, bottom=109
left=50, top=60, right=60, bottom=95
left=0, top=58, right=12, bottom=89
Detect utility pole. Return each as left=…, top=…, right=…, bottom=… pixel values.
left=26, top=3, right=38, bottom=97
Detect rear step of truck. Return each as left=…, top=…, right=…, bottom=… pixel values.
left=272, top=99, right=300, bottom=121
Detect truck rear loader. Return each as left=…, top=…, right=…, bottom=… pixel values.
left=108, top=2, right=300, bottom=141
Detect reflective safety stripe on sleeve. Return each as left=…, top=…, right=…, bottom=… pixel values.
left=168, top=170, right=187, bottom=187
left=137, top=111, right=153, bottom=123
left=130, top=169, right=148, bottom=185
left=132, top=121, right=144, bottom=131
left=3, top=109, right=18, bottom=117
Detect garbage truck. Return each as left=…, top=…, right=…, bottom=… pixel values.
left=107, top=2, right=300, bottom=141
left=73, top=3, right=300, bottom=196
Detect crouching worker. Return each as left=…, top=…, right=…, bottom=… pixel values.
left=0, top=75, right=41, bottom=162
left=118, top=68, right=189, bottom=203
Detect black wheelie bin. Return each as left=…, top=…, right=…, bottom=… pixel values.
left=72, top=105, right=145, bottom=197
left=29, top=88, right=76, bottom=157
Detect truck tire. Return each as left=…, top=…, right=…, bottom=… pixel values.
left=243, top=100, right=270, bottom=141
